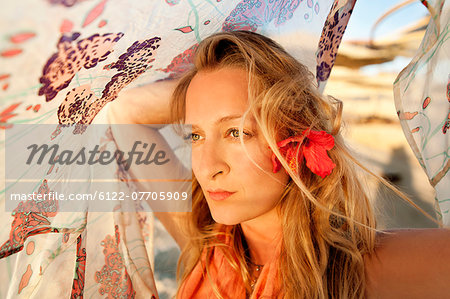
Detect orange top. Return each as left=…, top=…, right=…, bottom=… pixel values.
left=177, top=226, right=282, bottom=298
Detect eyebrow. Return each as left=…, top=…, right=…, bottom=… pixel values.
left=190, top=114, right=245, bottom=130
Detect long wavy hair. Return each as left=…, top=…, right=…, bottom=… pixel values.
left=170, top=30, right=378, bottom=298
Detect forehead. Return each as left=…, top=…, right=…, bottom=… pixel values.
left=185, top=67, right=249, bottom=124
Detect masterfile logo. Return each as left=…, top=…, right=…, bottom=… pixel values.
left=26, top=141, right=170, bottom=170
left=5, top=124, right=192, bottom=212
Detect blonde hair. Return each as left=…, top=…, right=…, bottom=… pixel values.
left=171, top=30, right=377, bottom=298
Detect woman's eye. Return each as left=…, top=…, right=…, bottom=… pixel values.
left=183, top=133, right=202, bottom=142
left=227, top=128, right=251, bottom=139
left=191, top=133, right=201, bottom=142
left=230, top=129, right=240, bottom=138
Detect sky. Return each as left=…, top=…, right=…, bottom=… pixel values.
left=343, top=0, right=429, bottom=74
left=344, top=0, right=429, bottom=41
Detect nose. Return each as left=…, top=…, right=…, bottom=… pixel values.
left=194, top=139, right=230, bottom=180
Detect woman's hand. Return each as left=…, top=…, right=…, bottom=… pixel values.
left=108, top=79, right=179, bottom=125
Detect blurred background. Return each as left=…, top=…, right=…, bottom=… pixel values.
left=324, top=0, right=438, bottom=229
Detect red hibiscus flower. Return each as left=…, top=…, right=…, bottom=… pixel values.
left=271, top=130, right=336, bottom=178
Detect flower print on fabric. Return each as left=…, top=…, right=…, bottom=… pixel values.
left=58, top=37, right=161, bottom=127
left=38, top=32, right=124, bottom=102
left=316, top=0, right=356, bottom=84
left=71, top=233, right=86, bottom=298
left=0, top=102, right=21, bottom=129
left=159, top=43, right=198, bottom=79
left=0, top=179, right=59, bottom=259
left=46, top=0, right=87, bottom=7
left=222, top=0, right=302, bottom=32
left=102, top=37, right=161, bottom=101
left=95, top=225, right=136, bottom=298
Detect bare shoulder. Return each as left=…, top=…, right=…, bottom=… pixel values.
left=364, top=228, right=450, bottom=298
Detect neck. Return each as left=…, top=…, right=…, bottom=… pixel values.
left=240, top=207, right=282, bottom=265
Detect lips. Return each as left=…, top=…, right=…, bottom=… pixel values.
left=207, top=190, right=235, bottom=201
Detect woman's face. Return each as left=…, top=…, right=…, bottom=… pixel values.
left=185, top=67, right=290, bottom=225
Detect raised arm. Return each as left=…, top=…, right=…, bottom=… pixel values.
left=364, top=228, right=450, bottom=298
left=108, top=79, right=190, bottom=249
left=108, top=79, right=177, bottom=125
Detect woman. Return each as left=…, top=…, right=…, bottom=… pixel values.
left=109, top=30, right=450, bottom=298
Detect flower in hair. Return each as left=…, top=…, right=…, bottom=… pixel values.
left=271, top=130, right=336, bottom=178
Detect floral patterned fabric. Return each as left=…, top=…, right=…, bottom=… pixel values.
left=394, top=0, right=449, bottom=226
left=0, top=0, right=361, bottom=297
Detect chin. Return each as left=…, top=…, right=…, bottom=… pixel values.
left=209, top=210, right=244, bottom=226
left=211, top=215, right=241, bottom=226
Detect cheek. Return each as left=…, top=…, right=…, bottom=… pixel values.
left=246, top=144, right=275, bottom=173
left=255, top=142, right=290, bottom=183
left=191, top=150, right=200, bottom=173
left=240, top=148, right=287, bottom=185
left=249, top=145, right=291, bottom=189
left=191, top=150, right=204, bottom=184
